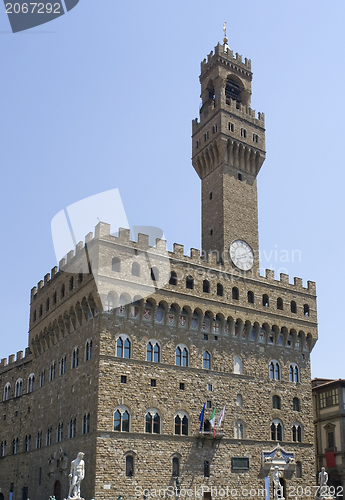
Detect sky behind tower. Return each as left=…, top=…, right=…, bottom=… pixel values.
left=0, top=0, right=344, bottom=378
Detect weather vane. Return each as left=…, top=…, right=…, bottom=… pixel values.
left=223, top=21, right=228, bottom=43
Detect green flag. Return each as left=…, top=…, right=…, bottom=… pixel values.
left=209, top=407, right=217, bottom=428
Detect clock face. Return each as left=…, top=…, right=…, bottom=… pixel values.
left=229, top=240, right=254, bottom=271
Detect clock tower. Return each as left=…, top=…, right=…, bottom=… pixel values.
left=192, top=38, right=266, bottom=272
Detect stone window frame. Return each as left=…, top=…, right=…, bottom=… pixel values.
left=39, top=370, right=45, bottom=387
left=146, top=339, right=161, bottom=363
left=25, top=434, right=31, bottom=452
left=0, top=440, right=6, bottom=457
left=12, top=438, right=19, bottom=455
left=270, top=418, right=283, bottom=441
left=15, top=378, right=23, bottom=398
left=49, top=361, right=56, bottom=381
left=36, top=430, right=42, bottom=449
left=71, top=347, right=79, bottom=369
left=174, top=411, right=189, bottom=436
left=85, top=339, right=93, bottom=361
left=59, top=356, right=67, bottom=376
left=202, top=350, right=211, bottom=370
left=113, top=406, right=130, bottom=433
left=83, top=413, right=90, bottom=435
left=289, top=363, right=300, bottom=383
left=172, top=453, right=181, bottom=477
left=175, top=344, right=189, bottom=367
left=144, top=408, right=161, bottom=434
left=3, top=382, right=10, bottom=402
left=292, top=422, right=303, bottom=442
left=68, top=418, right=77, bottom=439
left=27, top=373, right=35, bottom=394
left=116, top=334, right=131, bottom=359
left=269, top=360, right=281, bottom=381
left=272, top=394, right=281, bottom=410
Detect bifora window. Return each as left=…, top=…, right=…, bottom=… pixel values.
left=174, top=414, right=188, bottom=435
left=114, top=409, right=130, bottom=432
left=145, top=412, right=160, bottom=434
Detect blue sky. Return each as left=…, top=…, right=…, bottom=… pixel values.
left=0, top=0, right=344, bottom=378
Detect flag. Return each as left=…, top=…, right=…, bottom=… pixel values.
left=199, top=404, right=205, bottom=432
left=217, top=405, right=226, bottom=429
left=209, top=407, right=217, bottom=437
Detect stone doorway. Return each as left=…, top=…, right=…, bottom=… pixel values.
left=54, top=480, right=62, bottom=500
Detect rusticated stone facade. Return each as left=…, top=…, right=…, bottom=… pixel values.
left=0, top=39, right=318, bottom=500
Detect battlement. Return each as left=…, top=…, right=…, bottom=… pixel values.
left=31, top=221, right=316, bottom=301
left=0, top=347, right=31, bottom=371
left=201, top=43, right=252, bottom=74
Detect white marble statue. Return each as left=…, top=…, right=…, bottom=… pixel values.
left=67, top=452, right=85, bottom=500
left=318, top=467, right=329, bottom=497
left=272, top=466, right=284, bottom=500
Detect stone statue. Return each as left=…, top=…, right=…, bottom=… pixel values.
left=272, top=466, right=284, bottom=500
left=318, top=467, right=329, bottom=497
left=67, top=452, right=85, bottom=500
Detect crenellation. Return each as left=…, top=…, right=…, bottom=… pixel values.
left=94, top=221, right=111, bottom=239
left=76, top=241, right=83, bottom=253
left=190, top=248, right=200, bottom=260
left=235, top=52, right=242, bottom=63
left=8, top=354, right=15, bottom=363
left=67, top=249, right=74, bottom=263
left=173, top=243, right=184, bottom=255
left=16, top=350, right=23, bottom=361
left=118, top=227, right=130, bottom=241
left=137, top=233, right=149, bottom=247
left=85, top=231, right=93, bottom=243
left=155, top=238, right=167, bottom=252
left=265, top=269, right=275, bottom=281
left=307, top=280, right=316, bottom=293
left=1, top=358, right=7, bottom=367
left=31, top=286, right=37, bottom=300
left=44, top=273, right=50, bottom=284
left=280, top=273, right=289, bottom=285
left=51, top=266, right=58, bottom=277
left=59, top=257, right=66, bottom=270
left=294, top=277, right=303, bottom=289
left=37, top=280, right=43, bottom=290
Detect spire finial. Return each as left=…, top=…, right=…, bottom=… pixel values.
left=223, top=21, right=228, bottom=44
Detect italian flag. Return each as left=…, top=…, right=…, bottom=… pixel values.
left=209, top=407, right=217, bottom=437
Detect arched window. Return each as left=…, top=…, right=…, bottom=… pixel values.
left=186, top=276, right=194, bottom=289
left=269, top=361, right=280, bottom=380
left=83, top=413, right=90, bottom=434
left=217, top=283, right=223, bottom=296
left=40, top=371, right=45, bottom=387
left=277, top=298, right=283, bottom=310
left=174, top=413, right=188, bottom=436
left=234, top=355, right=243, bottom=375
left=114, top=408, right=130, bottom=432
left=116, top=336, right=131, bottom=358
left=247, top=291, right=254, bottom=303
left=272, top=395, right=281, bottom=410
left=27, top=374, right=35, bottom=394
left=0, top=440, right=6, bottom=457
left=304, top=304, right=310, bottom=316
left=145, top=412, right=160, bottom=434
left=232, top=287, right=239, bottom=300
left=291, top=301, right=297, bottom=313
left=147, top=341, right=160, bottom=363
left=126, top=455, right=134, bottom=477
left=3, top=383, right=10, bottom=402
left=69, top=277, right=74, bottom=291
left=85, top=340, right=92, bottom=361
left=46, top=427, right=52, bottom=446
left=69, top=418, right=76, bottom=439
left=203, top=280, right=210, bottom=293
left=289, top=364, right=299, bottom=382
left=172, top=457, right=180, bottom=477
left=151, top=267, right=159, bottom=281
left=237, top=394, right=242, bottom=406
left=71, top=348, right=79, bottom=369
left=132, top=262, right=140, bottom=277
left=296, top=461, right=302, bottom=478
left=292, top=423, right=302, bottom=442
left=271, top=419, right=283, bottom=441
left=234, top=420, right=244, bottom=439
left=12, top=438, right=19, bottom=455
left=57, top=423, right=63, bottom=443
left=204, top=460, right=210, bottom=478
left=36, top=431, right=42, bottom=449
left=203, top=351, right=211, bottom=370
left=263, top=294, right=269, bottom=307
left=169, top=271, right=177, bottom=285
left=293, top=397, right=300, bottom=412
left=112, top=257, right=121, bottom=272
left=176, top=346, right=189, bottom=367
left=15, top=379, right=23, bottom=398
left=59, top=356, right=66, bottom=375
